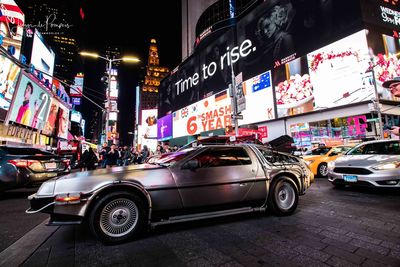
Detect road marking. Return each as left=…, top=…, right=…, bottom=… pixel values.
left=0, top=219, right=59, bottom=266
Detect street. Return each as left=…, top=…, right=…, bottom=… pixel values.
left=1, top=179, right=399, bottom=267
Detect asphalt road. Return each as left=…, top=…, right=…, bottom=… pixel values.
left=0, top=187, right=47, bottom=252
left=2, top=179, right=400, bottom=267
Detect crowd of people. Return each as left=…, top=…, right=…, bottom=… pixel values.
left=78, top=143, right=180, bottom=171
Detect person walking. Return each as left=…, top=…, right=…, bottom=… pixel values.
left=80, top=147, right=98, bottom=171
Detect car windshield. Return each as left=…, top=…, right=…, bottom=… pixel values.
left=305, top=147, right=332, bottom=155
left=346, top=141, right=400, bottom=155
left=0, top=147, right=54, bottom=156
left=154, top=148, right=197, bottom=166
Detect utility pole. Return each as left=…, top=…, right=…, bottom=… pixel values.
left=370, top=56, right=384, bottom=140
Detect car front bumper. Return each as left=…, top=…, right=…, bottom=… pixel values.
left=26, top=193, right=87, bottom=225
left=328, top=170, right=400, bottom=188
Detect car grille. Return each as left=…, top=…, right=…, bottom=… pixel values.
left=333, top=167, right=372, bottom=175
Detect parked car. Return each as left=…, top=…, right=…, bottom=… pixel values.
left=302, top=145, right=353, bottom=177
left=27, top=144, right=312, bottom=244
left=328, top=139, right=400, bottom=188
left=0, top=146, right=71, bottom=192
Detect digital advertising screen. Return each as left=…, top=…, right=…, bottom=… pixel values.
left=0, top=0, right=24, bottom=59
left=42, top=98, right=60, bottom=136
left=172, top=89, right=232, bottom=138
left=141, top=109, right=158, bottom=139
left=70, top=110, right=82, bottom=123
left=30, top=30, right=55, bottom=83
left=57, top=104, right=69, bottom=139
left=365, top=26, right=400, bottom=101
left=0, top=54, right=21, bottom=110
left=7, top=72, right=51, bottom=130
left=157, top=114, right=172, bottom=141
left=307, top=30, right=373, bottom=109
left=70, top=73, right=84, bottom=97
left=239, top=70, right=275, bottom=125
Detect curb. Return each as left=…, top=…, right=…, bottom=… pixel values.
left=0, top=219, right=59, bottom=267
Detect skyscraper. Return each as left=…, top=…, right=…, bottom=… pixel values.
left=141, top=39, right=169, bottom=110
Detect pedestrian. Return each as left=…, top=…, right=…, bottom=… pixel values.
left=140, top=145, right=149, bottom=164
left=99, top=142, right=110, bottom=168
left=382, top=77, right=400, bottom=137
left=80, top=147, right=98, bottom=171
left=122, top=146, right=132, bottom=166
left=106, top=144, right=119, bottom=168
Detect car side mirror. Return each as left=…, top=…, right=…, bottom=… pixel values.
left=183, top=159, right=199, bottom=170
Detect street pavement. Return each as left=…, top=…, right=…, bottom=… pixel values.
left=1, top=178, right=400, bottom=267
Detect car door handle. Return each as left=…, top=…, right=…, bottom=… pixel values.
left=239, top=183, right=247, bottom=187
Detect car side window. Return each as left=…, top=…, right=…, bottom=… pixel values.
left=258, top=148, right=299, bottom=164
left=191, top=147, right=252, bottom=168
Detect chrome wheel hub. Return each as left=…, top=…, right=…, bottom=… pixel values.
left=276, top=182, right=295, bottom=210
left=100, top=198, right=139, bottom=237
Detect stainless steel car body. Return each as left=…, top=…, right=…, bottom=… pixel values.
left=27, top=144, right=311, bottom=228
left=328, top=139, right=400, bottom=188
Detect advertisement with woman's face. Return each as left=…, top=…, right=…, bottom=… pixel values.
left=57, top=104, right=69, bottom=139
left=7, top=73, right=51, bottom=130
left=42, top=98, right=60, bottom=136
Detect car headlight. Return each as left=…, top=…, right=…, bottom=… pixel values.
left=37, top=180, right=56, bottom=196
left=327, top=161, right=335, bottom=169
left=372, top=162, right=400, bottom=170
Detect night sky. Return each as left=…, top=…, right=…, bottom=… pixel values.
left=79, top=1, right=182, bottom=145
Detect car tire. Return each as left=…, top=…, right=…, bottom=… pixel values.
left=268, top=177, right=299, bottom=216
left=317, top=162, right=328, bottom=177
left=89, top=191, right=147, bottom=244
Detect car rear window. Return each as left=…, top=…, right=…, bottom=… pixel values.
left=0, top=147, right=54, bottom=156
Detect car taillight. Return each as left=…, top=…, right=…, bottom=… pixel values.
left=8, top=159, right=40, bottom=168
left=62, top=159, right=70, bottom=167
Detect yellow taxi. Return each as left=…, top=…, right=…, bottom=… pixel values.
left=303, top=145, right=354, bottom=177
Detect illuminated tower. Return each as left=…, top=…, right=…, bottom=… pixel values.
left=141, top=39, right=170, bottom=110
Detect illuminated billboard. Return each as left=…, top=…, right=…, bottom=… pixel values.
left=42, top=98, right=60, bottom=136
left=57, top=104, right=69, bottom=139
left=70, top=73, right=84, bottom=97
left=141, top=109, right=158, bottom=139
left=0, top=0, right=24, bottom=59
left=239, top=70, right=275, bottom=125
left=0, top=54, right=21, bottom=110
left=7, top=72, right=51, bottom=130
left=30, top=29, right=55, bottom=83
left=172, top=89, right=232, bottom=138
left=157, top=114, right=172, bottom=141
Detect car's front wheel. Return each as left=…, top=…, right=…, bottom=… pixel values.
left=317, top=162, right=328, bottom=177
left=89, top=191, right=147, bottom=244
left=268, top=178, right=299, bottom=216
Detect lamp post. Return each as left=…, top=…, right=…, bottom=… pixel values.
left=80, top=52, right=140, bottom=143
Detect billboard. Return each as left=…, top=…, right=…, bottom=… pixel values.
left=57, top=104, right=69, bottom=139
left=30, top=29, right=55, bottom=83
left=0, top=0, right=24, bottom=59
left=70, top=73, right=84, bottom=97
left=7, top=72, right=51, bottom=130
left=274, top=30, right=375, bottom=118
left=172, top=89, right=232, bottom=138
left=42, top=98, right=59, bottom=136
left=141, top=109, right=158, bottom=139
left=70, top=110, right=82, bottom=123
left=157, top=114, right=172, bottom=141
left=0, top=54, right=21, bottom=110
left=159, top=0, right=364, bottom=117
left=239, top=70, right=275, bottom=125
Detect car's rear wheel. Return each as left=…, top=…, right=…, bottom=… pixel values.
left=317, top=162, right=328, bottom=177
left=89, top=191, right=147, bottom=244
left=268, top=178, right=299, bottom=216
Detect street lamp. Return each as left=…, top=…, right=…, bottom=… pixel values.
left=80, top=51, right=140, bottom=143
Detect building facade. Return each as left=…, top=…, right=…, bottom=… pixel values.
left=160, top=0, right=400, bottom=148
